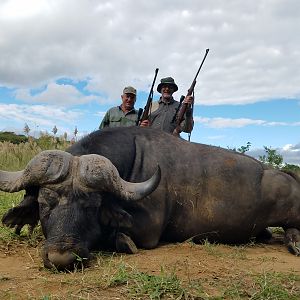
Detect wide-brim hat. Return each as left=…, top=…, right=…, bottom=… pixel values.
left=157, top=77, right=178, bottom=93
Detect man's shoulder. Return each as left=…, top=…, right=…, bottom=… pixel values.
left=105, top=106, right=122, bottom=116
left=108, top=106, right=121, bottom=112
left=151, top=101, right=160, bottom=112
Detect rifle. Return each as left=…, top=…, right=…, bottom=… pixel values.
left=172, top=48, right=209, bottom=136
left=138, top=68, right=159, bottom=125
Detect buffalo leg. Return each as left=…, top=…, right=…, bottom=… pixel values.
left=2, top=188, right=39, bottom=234
left=284, top=228, right=300, bottom=256
left=115, top=232, right=138, bottom=254
left=256, top=227, right=273, bottom=242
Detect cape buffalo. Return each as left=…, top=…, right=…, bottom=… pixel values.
left=1, top=127, right=300, bottom=269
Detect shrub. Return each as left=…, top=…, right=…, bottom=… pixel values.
left=0, top=131, right=28, bottom=144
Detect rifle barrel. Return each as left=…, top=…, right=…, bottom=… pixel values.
left=193, top=48, right=209, bottom=82
left=172, top=48, right=210, bottom=136
left=139, top=68, right=159, bottom=124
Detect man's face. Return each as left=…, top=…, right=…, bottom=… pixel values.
left=161, top=85, right=175, bottom=100
left=121, top=93, right=136, bottom=112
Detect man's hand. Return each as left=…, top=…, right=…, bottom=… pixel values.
left=140, top=120, right=150, bottom=127
left=183, top=95, right=194, bottom=105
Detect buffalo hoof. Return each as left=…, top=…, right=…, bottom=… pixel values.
left=256, top=227, right=273, bottom=242
left=285, top=228, right=300, bottom=256
left=116, top=232, right=138, bottom=254
left=2, top=200, right=39, bottom=235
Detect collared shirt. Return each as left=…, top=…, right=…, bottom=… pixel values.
left=99, top=106, right=139, bottom=129
left=149, top=97, right=193, bottom=134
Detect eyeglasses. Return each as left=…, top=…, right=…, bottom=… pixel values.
left=161, top=85, right=174, bottom=91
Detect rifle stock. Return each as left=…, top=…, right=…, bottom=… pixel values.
left=139, top=68, right=159, bottom=125
left=172, top=49, right=209, bottom=136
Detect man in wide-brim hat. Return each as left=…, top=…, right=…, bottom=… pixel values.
left=143, top=76, right=194, bottom=135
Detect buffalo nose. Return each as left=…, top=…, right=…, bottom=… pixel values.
left=47, top=251, right=77, bottom=268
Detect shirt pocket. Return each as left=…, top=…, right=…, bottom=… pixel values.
left=109, top=116, right=122, bottom=127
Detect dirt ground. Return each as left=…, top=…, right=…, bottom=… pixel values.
left=1, top=234, right=300, bottom=299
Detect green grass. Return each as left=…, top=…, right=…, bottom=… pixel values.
left=218, top=271, right=300, bottom=300
left=201, top=239, right=223, bottom=257
left=108, top=264, right=205, bottom=299
left=250, top=272, right=300, bottom=300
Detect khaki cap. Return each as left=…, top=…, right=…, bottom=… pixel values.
left=123, top=86, right=137, bottom=95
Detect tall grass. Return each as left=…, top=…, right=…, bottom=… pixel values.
left=0, top=140, right=68, bottom=242
left=0, top=139, right=69, bottom=171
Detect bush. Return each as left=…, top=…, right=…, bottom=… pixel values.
left=0, top=132, right=28, bottom=144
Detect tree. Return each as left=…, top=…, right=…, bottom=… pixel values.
left=24, top=123, right=30, bottom=136
left=74, top=126, right=78, bottom=141
left=282, top=163, right=300, bottom=173
left=228, top=142, right=251, bottom=154
left=237, top=142, right=251, bottom=154
left=0, top=132, right=28, bottom=144
left=52, top=125, right=58, bottom=136
left=258, top=146, right=284, bottom=169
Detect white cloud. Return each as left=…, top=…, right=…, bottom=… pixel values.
left=15, top=82, right=98, bottom=106
left=249, top=142, right=300, bottom=166
left=194, top=116, right=300, bottom=129
left=0, top=0, right=51, bottom=20
left=0, top=0, right=300, bottom=103
left=0, top=103, right=82, bottom=128
left=279, top=143, right=300, bottom=165
left=195, top=116, right=265, bottom=128
left=0, top=0, right=299, bottom=164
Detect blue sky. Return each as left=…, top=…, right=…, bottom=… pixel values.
left=0, top=0, right=299, bottom=165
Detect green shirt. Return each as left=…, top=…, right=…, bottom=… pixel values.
left=99, top=106, right=139, bottom=129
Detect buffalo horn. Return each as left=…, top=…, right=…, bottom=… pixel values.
left=0, top=150, right=72, bottom=192
left=77, top=154, right=161, bottom=201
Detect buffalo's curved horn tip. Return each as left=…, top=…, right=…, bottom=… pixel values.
left=118, top=164, right=161, bottom=201
left=78, top=154, right=161, bottom=201
left=0, top=150, right=72, bottom=193
left=0, top=170, right=26, bottom=192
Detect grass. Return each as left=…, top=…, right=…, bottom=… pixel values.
left=103, top=261, right=206, bottom=299
left=0, top=140, right=67, bottom=244
left=250, top=272, right=300, bottom=300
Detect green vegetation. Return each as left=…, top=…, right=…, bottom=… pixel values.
left=229, top=141, right=252, bottom=154
left=109, top=264, right=196, bottom=299
left=258, top=146, right=285, bottom=169
left=0, top=131, right=28, bottom=144
left=230, top=142, right=300, bottom=174
left=220, top=271, right=300, bottom=300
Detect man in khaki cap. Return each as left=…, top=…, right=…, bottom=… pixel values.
left=100, top=86, right=148, bottom=128
left=142, top=77, right=194, bottom=134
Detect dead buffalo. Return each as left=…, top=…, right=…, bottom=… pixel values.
left=1, top=127, right=300, bottom=269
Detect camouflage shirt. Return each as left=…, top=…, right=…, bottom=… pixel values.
left=149, top=97, right=193, bottom=134
left=99, top=106, right=139, bottom=129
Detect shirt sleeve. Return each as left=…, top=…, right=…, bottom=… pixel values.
left=180, top=107, right=194, bottom=133
left=99, top=111, right=110, bottom=129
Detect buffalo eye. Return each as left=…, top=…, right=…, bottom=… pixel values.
left=39, top=188, right=59, bottom=209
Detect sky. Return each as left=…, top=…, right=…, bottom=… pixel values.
left=0, top=0, right=299, bottom=165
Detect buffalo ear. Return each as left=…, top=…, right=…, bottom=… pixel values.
left=100, top=202, right=133, bottom=229
left=2, top=188, right=39, bottom=235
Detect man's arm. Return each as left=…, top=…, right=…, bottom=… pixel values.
left=180, top=105, right=194, bottom=133
left=99, top=111, right=110, bottom=129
